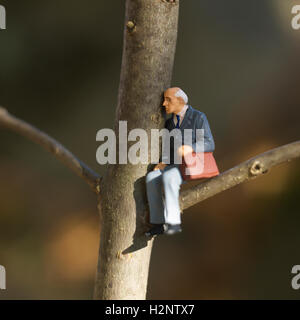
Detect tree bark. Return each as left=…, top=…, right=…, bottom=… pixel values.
left=93, top=0, right=179, bottom=300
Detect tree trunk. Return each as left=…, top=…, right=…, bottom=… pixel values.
left=93, top=0, right=179, bottom=300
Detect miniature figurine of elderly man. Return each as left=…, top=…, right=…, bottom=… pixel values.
left=145, top=87, right=215, bottom=237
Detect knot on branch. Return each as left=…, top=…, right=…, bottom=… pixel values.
left=94, top=177, right=102, bottom=195
left=162, top=0, right=177, bottom=3
left=96, top=184, right=100, bottom=194
left=126, top=21, right=136, bottom=33
left=249, top=160, right=267, bottom=176
left=150, top=113, right=160, bottom=124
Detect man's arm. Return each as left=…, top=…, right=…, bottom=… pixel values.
left=154, top=120, right=170, bottom=171
left=193, top=112, right=215, bottom=153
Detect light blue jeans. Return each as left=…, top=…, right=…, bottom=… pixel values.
left=146, top=165, right=184, bottom=225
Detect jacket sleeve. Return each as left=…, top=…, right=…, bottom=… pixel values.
left=192, top=113, right=215, bottom=153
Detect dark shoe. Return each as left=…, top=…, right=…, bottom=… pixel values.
left=164, top=223, right=182, bottom=235
left=145, top=224, right=164, bottom=237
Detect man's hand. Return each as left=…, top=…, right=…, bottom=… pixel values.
left=154, top=162, right=167, bottom=171
left=177, top=145, right=193, bottom=158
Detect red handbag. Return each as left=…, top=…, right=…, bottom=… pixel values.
left=180, top=152, right=219, bottom=181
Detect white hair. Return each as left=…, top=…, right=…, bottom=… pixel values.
left=175, top=88, right=188, bottom=104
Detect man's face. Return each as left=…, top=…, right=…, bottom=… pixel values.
left=162, top=89, right=182, bottom=114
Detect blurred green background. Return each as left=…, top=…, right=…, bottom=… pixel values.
left=0, top=0, right=299, bottom=299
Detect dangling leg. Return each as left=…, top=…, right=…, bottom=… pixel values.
left=162, top=165, right=183, bottom=234
left=145, top=170, right=165, bottom=237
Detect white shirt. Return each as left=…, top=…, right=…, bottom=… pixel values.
left=173, top=104, right=188, bottom=127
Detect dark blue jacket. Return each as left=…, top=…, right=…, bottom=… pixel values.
left=162, top=105, right=215, bottom=164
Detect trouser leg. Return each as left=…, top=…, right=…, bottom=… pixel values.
left=162, top=165, right=183, bottom=225
left=145, top=170, right=165, bottom=224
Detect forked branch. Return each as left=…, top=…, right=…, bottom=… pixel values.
left=0, top=107, right=101, bottom=192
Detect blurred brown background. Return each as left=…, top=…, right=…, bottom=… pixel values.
left=0, top=0, right=299, bottom=299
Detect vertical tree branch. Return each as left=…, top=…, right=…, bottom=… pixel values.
left=94, top=0, right=180, bottom=300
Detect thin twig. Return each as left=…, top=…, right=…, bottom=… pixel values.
left=180, top=140, right=300, bottom=210
left=0, top=107, right=101, bottom=193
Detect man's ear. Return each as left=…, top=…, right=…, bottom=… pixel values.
left=176, top=96, right=185, bottom=105
left=175, top=97, right=181, bottom=104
